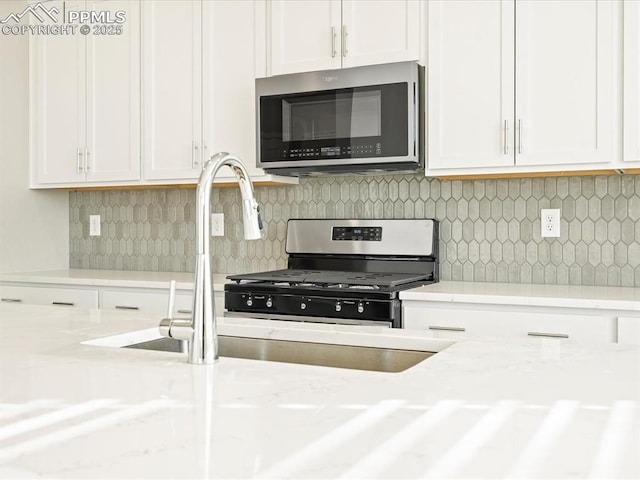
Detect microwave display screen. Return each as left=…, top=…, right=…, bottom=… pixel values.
left=282, top=91, right=382, bottom=142
left=332, top=226, right=382, bottom=241
left=259, top=82, right=409, bottom=164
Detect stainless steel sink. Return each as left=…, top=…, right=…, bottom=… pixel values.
left=123, top=336, right=434, bottom=373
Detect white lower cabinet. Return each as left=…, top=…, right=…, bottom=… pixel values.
left=0, top=282, right=226, bottom=317
left=618, top=317, right=640, bottom=345
left=0, top=285, right=98, bottom=309
left=403, top=301, right=616, bottom=344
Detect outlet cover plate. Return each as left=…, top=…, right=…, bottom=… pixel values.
left=541, top=209, right=560, bottom=238
left=89, top=215, right=101, bottom=236
left=211, top=213, right=224, bottom=237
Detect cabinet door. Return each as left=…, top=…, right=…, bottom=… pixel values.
left=31, top=0, right=87, bottom=185
left=341, top=0, right=420, bottom=68
left=269, top=0, right=341, bottom=75
left=624, top=0, right=640, bottom=163
left=142, top=0, right=203, bottom=180
left=426, top=0, right=514, bottom=171
left=86, top=0, right=140, bottom=183
left=202, top=0, right=263, bottom=181
left=515, top=0, right=617, bottom=166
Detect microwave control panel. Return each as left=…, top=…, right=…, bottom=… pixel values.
left=284, top=143, right=382, bottom=160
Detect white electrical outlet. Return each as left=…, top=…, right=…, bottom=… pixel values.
left=211, top=213, right=224, bottom=236
left=89, top=215, right=101, bottom=236
left=541, top=209, right=560, bottom=238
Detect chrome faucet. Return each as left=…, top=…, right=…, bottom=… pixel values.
left=159, top=152, right=263, bottom=364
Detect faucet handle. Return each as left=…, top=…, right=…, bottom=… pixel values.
left=159, top=317, right=171, bottom=338
left=166, top=280, right=176, bottom=320
left=160, top=280, right=177, bottom=338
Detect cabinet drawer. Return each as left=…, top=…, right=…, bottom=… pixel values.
left=101, top=290, right=225, bottom=317
left=0, top=285, right=98, bottom=309
left=403, top=303, right=615, bottom=344
left=618, top=317, right=640, bottom=345
left=102, top=289, right=193, bottom=315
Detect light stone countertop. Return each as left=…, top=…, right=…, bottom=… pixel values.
left=0, top=269, right=222, bottom=291
left=0, top=303, right=639, bottom=479
left=401, top=280, right=640, bottom=311
left=2, top=270, right=640, bottom=312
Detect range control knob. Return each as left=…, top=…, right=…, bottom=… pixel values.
left=335, top=302, right=342, bottom=312
left=300, top=302, right=307, bottom=310
left=246, top=297, right=253, bottom=307
left=266, top=297, right=273, bottom=308
left=357, top=302, right=365, bottom=314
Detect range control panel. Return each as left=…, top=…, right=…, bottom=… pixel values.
left=332, top=226, right=382, bottom=241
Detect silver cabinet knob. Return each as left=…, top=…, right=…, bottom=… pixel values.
left=246, top=298, right=253, bottom=307
left=300, top=302, right=306, bottom=310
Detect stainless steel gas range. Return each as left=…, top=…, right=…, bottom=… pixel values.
left=224, top=219, right=439, bottom=328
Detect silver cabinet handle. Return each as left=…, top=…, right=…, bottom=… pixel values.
left=331, top=26, right=337, bottom=57
left=115, top=305, right=139, bottom=311
left=341, top=25, right=348, bottom=57
left=84, top=148, right=90, bottom=172
left=428, top=326, right=466, bottom=332
left=527, top=332, right=569, bottom=339
left=518, top=119, right=523, bottom=154
left=1, top=298, right=23, bottom=303
left=52, top=301, right=74, bottom=306
left=177, top=309, right=192, bottom=314
left=504, top=120, right=509, bottom=155
left=192, top=142, right=199, bottom=169
left=202, top=144, right=207, bottom=169
left=76, top=148, right=83, bottom=173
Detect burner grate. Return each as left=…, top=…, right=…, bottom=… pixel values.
left=228, top=269, right=429, bottom=289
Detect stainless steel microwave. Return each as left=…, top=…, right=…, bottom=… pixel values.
left=255, top=62, right=424, bottom=176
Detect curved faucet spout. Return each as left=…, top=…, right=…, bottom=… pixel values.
left=160, top=152, right=263, bottom=365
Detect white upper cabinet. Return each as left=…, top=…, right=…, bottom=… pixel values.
left=202, top=0, right=268, bottom=180
left=31, top=0, right=86, bottom=186
left=624, top=0, right=640, bottom=164
left=269, top=0, right=341, bottom=75
left=268, top=0, right=420, bottom=76
left=141, top=0, right=296, bottom=185
left=426, top=0, right=620, bottom=176
left=340, top=0, right=420, bottom=69
left=515, top=0, right=616, bottom=167
left=141, top=0, right=203, bottom=181
left=427, top=0, right=514, bottom=170
left=30, top=0, right=295, bottom=189
left=86, top=0, right=141, bottom=183
left=31, top=0, right=140, bottom=187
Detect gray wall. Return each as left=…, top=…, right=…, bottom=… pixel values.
left=70, top=173, right=640, bottom=286
left=0, top=0, right=69, bottom=273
